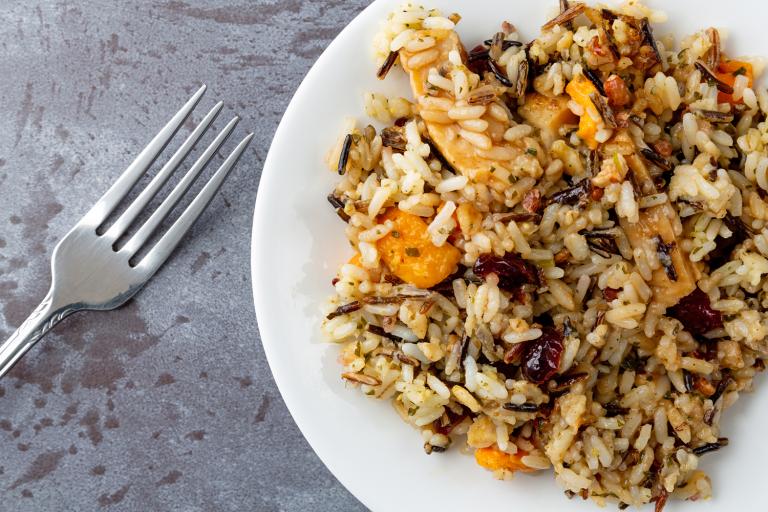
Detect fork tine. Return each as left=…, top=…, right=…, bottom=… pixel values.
left=104, top=100, right=224, bottom=243
left=138, top=133, right=254, bottom=275
left=84, top=84, right=207, bottom=227
left=121, top=116, right=241, bottom=257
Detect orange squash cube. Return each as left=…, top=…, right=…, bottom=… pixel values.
left=475, top=445, right=535, bottom=473
left=376, top=208, right=461, bottom=289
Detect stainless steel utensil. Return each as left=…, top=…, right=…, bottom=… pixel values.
left=0, top=85, right=253, bottom=379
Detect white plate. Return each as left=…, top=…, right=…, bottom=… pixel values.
left=252, top=1, right=768, bottom=510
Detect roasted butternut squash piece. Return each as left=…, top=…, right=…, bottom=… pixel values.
left=348, top=252, right=362, bottom=267
left=715, top=60, right=753, bottom=105
left=475, top=445, right=536, bottom=473
left=565, top=75, right=600, bottom=150
left=376, top=208, right=461, bottom=289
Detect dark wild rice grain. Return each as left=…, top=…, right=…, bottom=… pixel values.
left=604, top=401, right=628, bottom=417
left=377, top=51, right=398, bottom=79
left=692, top=437, right=729, bottom=455
left=395, top=352, right=421, bottom=366
left=583, top=67, right=607, bottom=96
left=683, top=369, right=694, bottom=393
left=482, top=39, right=523, bottom=50
left=338, top=134, right=353, bottom=175
left=695, top=61, right=734, bottom=94
left=493, top=212, right=542, bottom=223
left=515, top=58, right=529, bottom=98
left=599, top=18, right=622, bottom=60
left=489, top=31, right=505, bottom=61
left=487, top=58, right=514, bottom=87
left=640, top=147, right=673, bottom=171
left=583, top=230, right=620, bottom=258
left=326, top=301, right=362, bottom=320
left=342, top=372, right=381, bottom=386
left=640, top=18, right=662, bottom=63
left=327, top=193, right=351, bottom=222
left=542, top=2, right=585, bottom=30
left=361, top=296, right=405, bottom=305
left=503, top=402, right=540, bottom=412
left=694, top=109, right=734, bottom=123
left=590, top=92, right=618, bottom=128
left=709, top=372, right=733, bottom=404
left=381, top=126, right=407, bottom=151
left=655, top=236, right=678, bottom=281
left=425, top=137, right=457, bottom=174
left=367, top=324, right=405, bottom=343
left=704, top=27, right=721, bottom=70
left=546, top=179, right=592, bottom=207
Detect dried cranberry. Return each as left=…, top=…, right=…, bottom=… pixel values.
left=602, top=287, right=619, bottom=301
left=433, top=411, right=466, bottom=436
left=667, top=288, right=723, bottom=336
left=467, top=44, right=491, bottom=75
left=522, top=326, right=564, bottom=384
left=707, top=214, right=750, bottom=269
left=473, top=253, right=541, bottom=291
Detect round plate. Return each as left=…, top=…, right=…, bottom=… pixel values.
left=252, top=1, right=768, bottom=510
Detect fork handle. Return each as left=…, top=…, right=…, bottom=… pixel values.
left=0, top=291, right=77, bottom=379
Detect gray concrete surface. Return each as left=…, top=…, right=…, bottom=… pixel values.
left=0, top=1, right=369, bottom=510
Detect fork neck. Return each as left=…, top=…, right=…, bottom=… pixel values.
left=0, top=290, right=79, bottom=379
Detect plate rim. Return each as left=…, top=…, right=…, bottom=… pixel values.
left=251, top=1, right=768, bottom=510
left=251, top=2, right=384, bottom=510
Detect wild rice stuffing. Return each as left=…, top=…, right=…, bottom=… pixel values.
left=321, top=1, right=768, bottom=508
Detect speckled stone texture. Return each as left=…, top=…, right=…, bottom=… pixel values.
left=0, top=1, right=368, bottom=510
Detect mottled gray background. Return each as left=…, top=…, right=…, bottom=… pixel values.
left=0, top=1, right=368, bottom=510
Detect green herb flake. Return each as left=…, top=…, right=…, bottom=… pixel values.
left=391, top=230, right=401, bottom=238
left=526, top=147, right=538, bottom=156
left=405, top=247, right=421, bottom=257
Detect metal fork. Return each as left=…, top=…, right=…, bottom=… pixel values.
left=0, top=85, right=253, bottom=379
